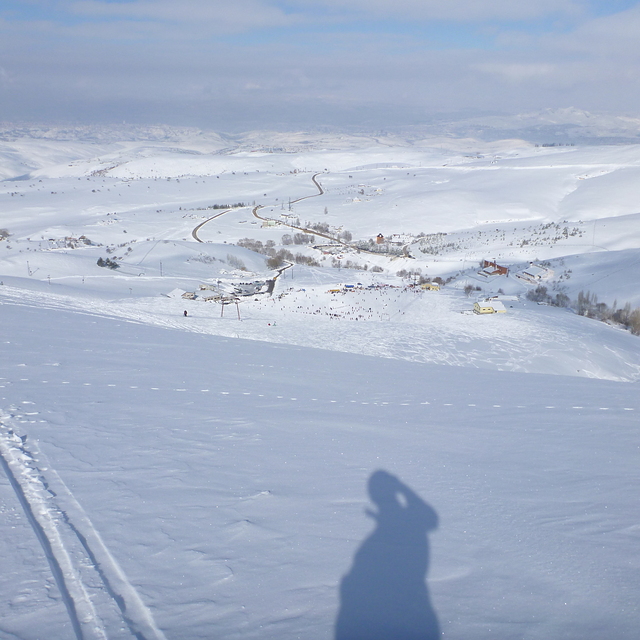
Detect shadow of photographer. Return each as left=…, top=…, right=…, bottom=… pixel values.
left=335, top=470, right=440, bottom=640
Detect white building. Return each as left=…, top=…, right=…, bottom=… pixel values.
left=516, top=263, right=552, bottom=284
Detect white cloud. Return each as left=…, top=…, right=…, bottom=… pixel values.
left=2, top=1, right=640, bottom=128
left=63, top=0, right=589, bottom=32
left=69, top=0, right=298, bottom=32
left=547, top=3, right=640, bottom=56
left=0, top=65, right=12, bottom=89
left=474, top=63, right=556, bottom=82
left=294, top=0, right=585, bottom=22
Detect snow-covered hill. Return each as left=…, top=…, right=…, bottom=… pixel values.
left=2, top=128, right=640, bottom=374
left=1, top=124, right=640, bottom=638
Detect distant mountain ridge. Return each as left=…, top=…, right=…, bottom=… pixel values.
left=420, top=107, right=640, bottom=144
left=2, top=108, right=640, bottom=148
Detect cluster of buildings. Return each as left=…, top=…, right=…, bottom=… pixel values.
left=478, top=259, right=553, bottom=284
left=169, top=280, right=269, bottom=303
left=46, top=235, right=96, bottom=249
left=375, top=233, right=414, bottom=245
left=472, top=258, right=554, bottom=314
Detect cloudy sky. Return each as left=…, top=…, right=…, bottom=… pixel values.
left=1, top=0, right=640, bottom=131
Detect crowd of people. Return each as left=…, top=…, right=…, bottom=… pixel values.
left=248, top=284, right=421, bottom=322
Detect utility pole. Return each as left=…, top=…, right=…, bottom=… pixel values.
left=160, top=261, right=163, bottom=277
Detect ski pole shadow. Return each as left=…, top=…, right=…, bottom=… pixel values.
left=335, top=470, right=440, bottom=640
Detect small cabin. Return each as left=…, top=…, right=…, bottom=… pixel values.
left=421, top=283, right=440, bottom=291
left=474, top=300, right=506, bottom=314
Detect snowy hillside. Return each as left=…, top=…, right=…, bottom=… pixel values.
left=1, top=301, right=638, bottom=639
left=2, top=128, right=640, bottom=375
left=1, top=125, right=640, bottom=639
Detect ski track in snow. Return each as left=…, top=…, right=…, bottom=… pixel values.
left=1, top=377, right=636, bottom=414
left=0, top=417, right=168, bottom=640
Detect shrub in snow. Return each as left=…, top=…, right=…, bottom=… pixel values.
left=226, top=254, right=247, bottom=271
left=293, top=233, right=315, bottom=245
left=294, top=254, right=320, bottom=267
left=267, top=255, right=284, bottom=269
left=267, top=249, right=295, bottom=269
left=526, top=285, right=551, bottom=303
left=97, top=257, right=119, bottom=270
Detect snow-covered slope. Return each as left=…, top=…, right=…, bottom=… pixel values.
left=1, top=301, right=638, bottom=639
left=1, top=125, right=640, bottom=638
left=2, top=281, right=639, bottom=382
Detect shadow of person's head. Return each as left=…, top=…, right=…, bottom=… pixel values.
left=368, top=469, right=399, bottom=505
left=366, top=470, right=438, bottom=534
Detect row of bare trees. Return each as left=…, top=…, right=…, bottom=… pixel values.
left=527, top=286, right=640, bottom=335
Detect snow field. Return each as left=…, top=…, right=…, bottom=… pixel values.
left=2, top=302, right=640, bottom=639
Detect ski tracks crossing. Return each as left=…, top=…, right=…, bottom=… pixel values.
left=0, top=416, right=167, bottom=640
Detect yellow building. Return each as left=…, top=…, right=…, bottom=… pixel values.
left=474, top=300, right=506, bottom=314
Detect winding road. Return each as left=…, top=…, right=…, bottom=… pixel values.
left=191, top=206, right=251, bottom=243
left=191, top=171, right=398, bottom=258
